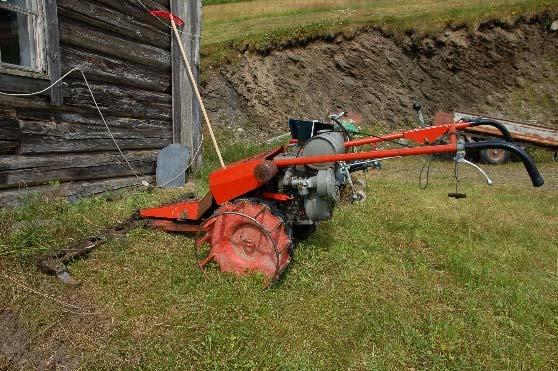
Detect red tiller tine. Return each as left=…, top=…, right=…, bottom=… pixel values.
left=198, top=254, right=214, bottom=270
left=197, top=235, right=210, bottom=245
left=149, top=10, right=185, bottom=27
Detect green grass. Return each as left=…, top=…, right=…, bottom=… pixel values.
left=201, top=0, right=558, bottom=63
left=1, top=152, right=557, bottom=369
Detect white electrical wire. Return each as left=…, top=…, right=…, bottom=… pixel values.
left=0, top=67, right=78, bottom=97
left=0, top=67, right=203, bottom=188
left=1, top=1, right=207, bottom=189
left=1, top=67, right=143, bottom=182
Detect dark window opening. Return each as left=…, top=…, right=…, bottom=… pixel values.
left=0, top=9, right=24, bottom=66
left=0, top=0, right=44, bottom=71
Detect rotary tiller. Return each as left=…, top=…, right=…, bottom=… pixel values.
left=138, top=114, right=544, bottom=284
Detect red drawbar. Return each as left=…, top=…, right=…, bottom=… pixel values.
left=345, top=123, right=471, bottom=148
left=209, top=147, right=284, bottom=205
left=139, top=192, right=213, bottom=221
left=274, top=144, right=458, bottom=168
left=149, top=10, right=185, bottom=27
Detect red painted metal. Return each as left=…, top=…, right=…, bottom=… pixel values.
left=345, top=123, right=471, bottom=148
left=197, top=200, right=292, bottom=281
left=345, top=133, right=403, bottom=148
left=149, top=10, right=185, bottom=27
left=140, top=124, right=468, bottom=222
left=262, top=192, right=294, bottom=202
left=273, top=143, right=458, bottom=168
left=209, top=147, right=284, bottom=205
left=139, top=192, right=213, bottom=221
left=404, top=125, right=452, bottom=144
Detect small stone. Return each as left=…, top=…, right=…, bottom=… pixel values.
left=551, top=20, right=558, bottom=31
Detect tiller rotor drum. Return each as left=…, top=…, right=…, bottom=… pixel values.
left=196, top=200, right=292, bottom=283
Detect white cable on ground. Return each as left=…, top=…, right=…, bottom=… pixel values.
left=1, top=273, right=101, bottom=316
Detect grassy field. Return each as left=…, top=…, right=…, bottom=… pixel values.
left=201, top=0, right=558, bottom=61
left=2, top=2, right=558, bottom=367
left=1, top=144, right=557, bottom=368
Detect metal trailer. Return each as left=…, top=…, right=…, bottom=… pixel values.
left=453, top=111, right=558, bottom=164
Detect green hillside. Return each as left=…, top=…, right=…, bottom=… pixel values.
left=201, top=0, right=558, bottom=60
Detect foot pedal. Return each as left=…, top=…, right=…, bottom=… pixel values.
left=448, top=193, right=467, bottom=199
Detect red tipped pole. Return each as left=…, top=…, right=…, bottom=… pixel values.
left=150, top=10, right=226, bottom=168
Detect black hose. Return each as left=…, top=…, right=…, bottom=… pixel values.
left=464, top=141, right=544, bottom=187
left=466, top=119, right=514, bottom=143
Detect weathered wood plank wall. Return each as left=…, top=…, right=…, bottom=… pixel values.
left=0, top=0, right=176, bottom=205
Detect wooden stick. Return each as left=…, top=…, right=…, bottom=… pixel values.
left=171, top=18, right=226, bottom=168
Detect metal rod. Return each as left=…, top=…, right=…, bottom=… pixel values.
left=274, top=144, right=458, bottom=167
left=171, top=18, right=226, bottom=168
left=345, top=133, right=404, bottom=148
left=344, top=123, right=471, bottom=148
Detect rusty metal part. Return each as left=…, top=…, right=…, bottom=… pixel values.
left=254, top=161, right=279, bottom=183
left=36, top=217, right=144, bottom=285
left=146, top=219, right=203, bottom=234
left=196, top=200, right=292, bottom=286
left=345, top=111, right=363, bottom=125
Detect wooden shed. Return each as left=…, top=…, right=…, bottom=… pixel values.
left=0, top=0, right=202, bottom=205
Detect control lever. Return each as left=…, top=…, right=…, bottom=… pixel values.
left=454, top=150, right=494, bottom=186
left=449, top=144, right=493, bottom=199
left=413, top=102, right=426, bottom=128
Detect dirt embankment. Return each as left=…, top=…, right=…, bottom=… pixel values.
left=204, top=15, right=558, bottom=140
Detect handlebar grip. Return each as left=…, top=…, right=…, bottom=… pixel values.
left=464, top=141, right=544, bottom=187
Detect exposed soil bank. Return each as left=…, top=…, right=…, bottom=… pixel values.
left=205, top=15, right=558, bottom=140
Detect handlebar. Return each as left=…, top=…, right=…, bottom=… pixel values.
left=464, top=141, right=544, bottom=187
left=466, top=119, right=514, bottom=143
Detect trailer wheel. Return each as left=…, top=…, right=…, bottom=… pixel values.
left=480, top=148, right=510, bottom=164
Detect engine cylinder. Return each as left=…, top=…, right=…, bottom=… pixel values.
left=302, top=131, right=346, bottom=170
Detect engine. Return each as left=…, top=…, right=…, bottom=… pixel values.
left=274, top=121, right=350, bottom=226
